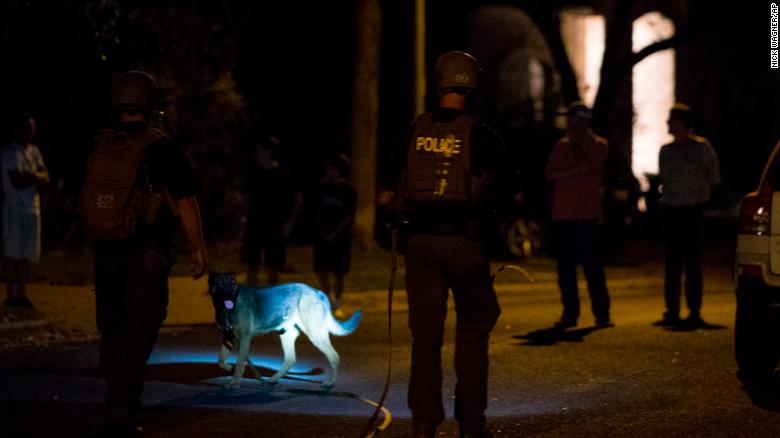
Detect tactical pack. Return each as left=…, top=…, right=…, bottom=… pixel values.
left=404, top=112, right=476, bottom=203
left=80, top=127, right=166, bottom=241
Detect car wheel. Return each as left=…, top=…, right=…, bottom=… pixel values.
left=735, top=288, right=779, bottom=381
left=506, top=217, right=543, bottom=259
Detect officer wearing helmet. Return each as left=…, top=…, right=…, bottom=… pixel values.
left=83, top=70, right=207, bottom=436
left=381, top=51, right=506, bottom=438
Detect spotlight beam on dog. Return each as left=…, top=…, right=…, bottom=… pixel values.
left=208, top=272, right=362, bottom=389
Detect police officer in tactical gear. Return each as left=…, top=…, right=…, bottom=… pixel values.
left=381, top=51, right=505, bottom=438
left=86, top=70, right=208, bottom=436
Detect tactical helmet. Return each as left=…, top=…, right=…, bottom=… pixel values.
left=110, top=71, right=157, bottom=112
left=433, top=51, right=481, bottom=93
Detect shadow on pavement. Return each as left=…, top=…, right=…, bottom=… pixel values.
left=0, top=361, right=325, bottom=387
left=512, top=325, right=610, bottom=346
left=664, top=321, right=728, bottom=332
left=146, top=362, right=324, bottom=385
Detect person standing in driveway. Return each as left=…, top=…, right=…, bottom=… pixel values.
left=655, top=103, right=720, bottom=328
left=2, top=112, right=48, bottom=309
left=545, top=102, right=612, bottom=329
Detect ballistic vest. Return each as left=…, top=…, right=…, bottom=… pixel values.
left=80, top=127, right=167, bottom=241
left=404, top=113, right=476, bottom=203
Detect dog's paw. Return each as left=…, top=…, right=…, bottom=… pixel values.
left=218, top=363, right=233, bottom=372
left=262, top=379, right=279, bottom=387
left=225, top=380, right=241, bottom=389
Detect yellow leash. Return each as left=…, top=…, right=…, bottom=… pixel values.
left=359, top=229, right=398, bottom=437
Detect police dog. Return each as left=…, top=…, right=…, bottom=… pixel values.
left=208, top=272, right=362, bottom=388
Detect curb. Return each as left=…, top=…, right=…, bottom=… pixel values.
left=0, top=318, right=50, bottom=331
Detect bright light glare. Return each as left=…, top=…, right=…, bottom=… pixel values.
left=560, top=9, right=604, bottom=108
left=632, top=12, right=676, bottom=188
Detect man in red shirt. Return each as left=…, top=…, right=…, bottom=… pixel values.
left=545, top=102, right=612, bottom=329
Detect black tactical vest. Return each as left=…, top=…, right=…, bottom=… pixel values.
left=404, top=113, right=476, bottom=203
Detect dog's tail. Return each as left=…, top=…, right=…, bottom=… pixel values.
left=328, top=309, right=363, bottom=336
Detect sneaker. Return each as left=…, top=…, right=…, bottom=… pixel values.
left=595, top=318, right=614, bottom=328
left=652, top=313, right=681, bottom=327
left=15, top=296, right=34, bottom=309
left=553, top=317, right=577, bottom=329
left=4, top=296, right=34, bottom=309
left=682, top=313, right=705, bottom=328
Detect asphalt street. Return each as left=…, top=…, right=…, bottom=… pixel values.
left=1, top=254, right=779, bottom=437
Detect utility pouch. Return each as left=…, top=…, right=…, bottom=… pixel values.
left=140, top=190, right=166, bottom=225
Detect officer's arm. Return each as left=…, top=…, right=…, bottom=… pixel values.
left=702, top=140, right=721, bottom=189
left=176, top=196, right=208, bottom=280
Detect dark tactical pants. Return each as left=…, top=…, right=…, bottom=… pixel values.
left=94, top=239, right=171, bottom=423
left=661, top=204, right=704, bottom=316
left=553, top=220, right=611, bottom=322
left=404, top=235, right=501, bottom=431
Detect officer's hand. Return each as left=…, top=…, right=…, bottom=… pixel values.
left=191, top=247, right=208, bottom=280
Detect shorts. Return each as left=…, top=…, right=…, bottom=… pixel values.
left=3, top=204, right=41, bottom=263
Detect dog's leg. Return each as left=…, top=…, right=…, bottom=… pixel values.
left=228, top=336, right=252, bottom=389
left=268, top=327, right=300, bottom=384
left=308, top=333, right=340, bottom=388
left=218, top=343, right=233, bottom=372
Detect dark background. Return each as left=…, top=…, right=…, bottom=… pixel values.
left=0, top=0, right=778, bottom=243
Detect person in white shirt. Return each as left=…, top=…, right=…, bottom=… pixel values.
left=2, top=113, right=48, bottom=309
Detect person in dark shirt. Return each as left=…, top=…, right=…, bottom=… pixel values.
left=241, top=136, right=302, bottom=286
left=87, top=71, right=207, bottom=437
left=380, top=51, right=507, bottom=438
left=313, top=154, right=355, bottom=317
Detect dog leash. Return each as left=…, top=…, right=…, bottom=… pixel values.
left=359, top=229, right=398, bottom=437
left=491, top=264, right=537, bottom=284
left=243, top=356, right=393, bottom=433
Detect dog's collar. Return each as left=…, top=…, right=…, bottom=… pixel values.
left=219, top=298, right=237, bottom=347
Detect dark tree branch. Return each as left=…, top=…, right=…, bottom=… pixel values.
left=630, top=25, right=689, bottom=66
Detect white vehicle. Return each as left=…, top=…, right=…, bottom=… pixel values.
left=734, top=140, right=780, bottom=383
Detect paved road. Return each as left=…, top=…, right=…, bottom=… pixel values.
left=1, top=259, right=779, bottom=437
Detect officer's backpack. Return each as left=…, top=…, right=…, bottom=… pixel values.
left=404, top=112, right=476, bottom=203
left=80, top=127, right=166, bottom=241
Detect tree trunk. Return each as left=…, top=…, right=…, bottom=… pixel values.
left=592, top=0, right=636, bottom=184
left=351, top=0, right=382, bottom=250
